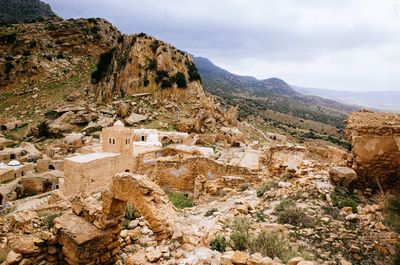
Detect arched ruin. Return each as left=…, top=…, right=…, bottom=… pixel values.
left=101, top=173, right=177, bottom=241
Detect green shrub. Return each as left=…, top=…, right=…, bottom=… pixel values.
left=274, top=199, right=295, bottom=213
left=150, top=40, right=160, bottom=53
left=238, top=182, right=250, bottom=191
left=186, top=62, right=201, bottom=82
left=4, top=62, right=13, bottom=75
left=395, top=244, right=400, bottom=265
left=148, top=59, right=157, bottom=70
left=167, top=192, right=193, bottom=208
left=124, top=203, right=136, bottom=221
left=274, top=199, right=313, bottom=227
left=276, top=207, right=313, bottom=227
left=91, top=48, right=115, bottom=83
left=210, top=235, right=227, bottom=252
left=256, top=211, right=266, bottom=222
left=384, top=194, right=400, bottom=233
left=205, top=208, right=218, bottom=217
left=87, top=18, right=98, bottom=24
left=38, top=210, right=62, bottom=228
left=331, top=187, right=358, bottom=213
left=37, top=121, right=52, bottom=138
left=175, top=72, right=187, bottom=88
left=229, top=217, right=251, bottom=251
left=230, top=230, right=249, bottom=251
left=256, top=181, right=276, bottom=197
left=249, top=231, right=285, bottom=260
left=161, top=78, right=173, bottom=89
left=0, top=247, right=9, bottom=263
left=155, top=70, right=169, bottom=84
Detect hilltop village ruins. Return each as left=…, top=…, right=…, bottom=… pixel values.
left=0, top=109, right=399, bottom=265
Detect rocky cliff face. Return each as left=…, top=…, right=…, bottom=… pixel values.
left=345, top=110, right=400, bottom=188
left=0, top=0, right=58, bottom=24
left=93, top=34, right=204, bottom=102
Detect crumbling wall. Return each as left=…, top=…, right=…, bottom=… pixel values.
left=345, top=110, right=400, bottom=187
left=266, top=145, right=307, bottom=176
left=136, top=156, right=259, bottom=192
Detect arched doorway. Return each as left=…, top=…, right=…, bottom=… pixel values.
left=10, top=154, right=16, bottom=160
left=0, top=193, right=3, bottom=205
left=48, top=165, right=55, bottom=170
left=125, top=169, right=130, bottom=172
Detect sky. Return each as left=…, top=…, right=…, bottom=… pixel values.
left=43, top=0, right=400, bottom=91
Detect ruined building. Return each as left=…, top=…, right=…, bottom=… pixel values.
left=345, top=110, right=400, bottom=188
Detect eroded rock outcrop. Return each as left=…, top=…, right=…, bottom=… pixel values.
left=345, top=110, right=400, bottom=188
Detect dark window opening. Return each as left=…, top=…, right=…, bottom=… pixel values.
left=49, top=165, right=55, bottom=170
left=10, top=154, right=16, bottom=160
left=141, top=136, right=145, bottom=141
left=125, top=169, right=130, bottom=172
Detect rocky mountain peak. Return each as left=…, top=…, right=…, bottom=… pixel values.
left=262, top=77, right=297, bottom=96
left=92, top=33, right=204, bottom=102
left=0, top=0, right=59, bottom=24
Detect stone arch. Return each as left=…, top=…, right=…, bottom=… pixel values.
left=101, top=173, right=177, bottom=241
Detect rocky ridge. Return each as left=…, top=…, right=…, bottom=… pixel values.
left=0, top=0, right=58, bottom=24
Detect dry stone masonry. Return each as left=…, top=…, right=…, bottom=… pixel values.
left=345, top=110, right=400, bottom=188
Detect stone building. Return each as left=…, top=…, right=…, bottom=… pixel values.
left=0, top=160, right=33, bottom=183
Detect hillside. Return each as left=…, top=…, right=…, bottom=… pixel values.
left=0, top=18, right=120, bottom=119
left=194, top=56, right=359, bottom=147
left=294, top=86, right=400, bottom=112
left=0, top=0, right=58, bottom=24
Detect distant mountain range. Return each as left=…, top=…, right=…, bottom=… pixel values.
left=194, top=56, right=359, bottom=132
left=293, top=86, right=400, bottom=112
left=0, top=0, right=58, bottom=24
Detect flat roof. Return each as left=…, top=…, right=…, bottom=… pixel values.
left=65, top=152, right=120, bottom=163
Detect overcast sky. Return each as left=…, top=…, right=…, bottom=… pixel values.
left=44, top=0, right=400, bottom=91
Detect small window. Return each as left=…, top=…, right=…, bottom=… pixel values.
left=141, top=136, right=145, bottom=141
left=112, top=139, right=115, bottom=144
left=109, top=138, right=111, bottom=144
left=14, top=173, right=17, bottom=179
left=21, top=171, right=24, bottom=176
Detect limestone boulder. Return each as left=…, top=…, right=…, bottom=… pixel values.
left=125, top=113, right=148, bottom=125
left=231, top=251, right=249, bottom=265
left=117, top=103, right=131, bottom=118
left=329, top=167, right=357, bottom=188
left=6, top=250, right=22, bottom=264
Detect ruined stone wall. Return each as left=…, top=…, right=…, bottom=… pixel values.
left=136, top=156, right=259, bottom=192
left=62, top=154, right=136, bottom=197
left=345, top=110, right=400, bottom=187
left=266, top=145, right=307, bottom=176
left=36, top=159, right=64, bottom=173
